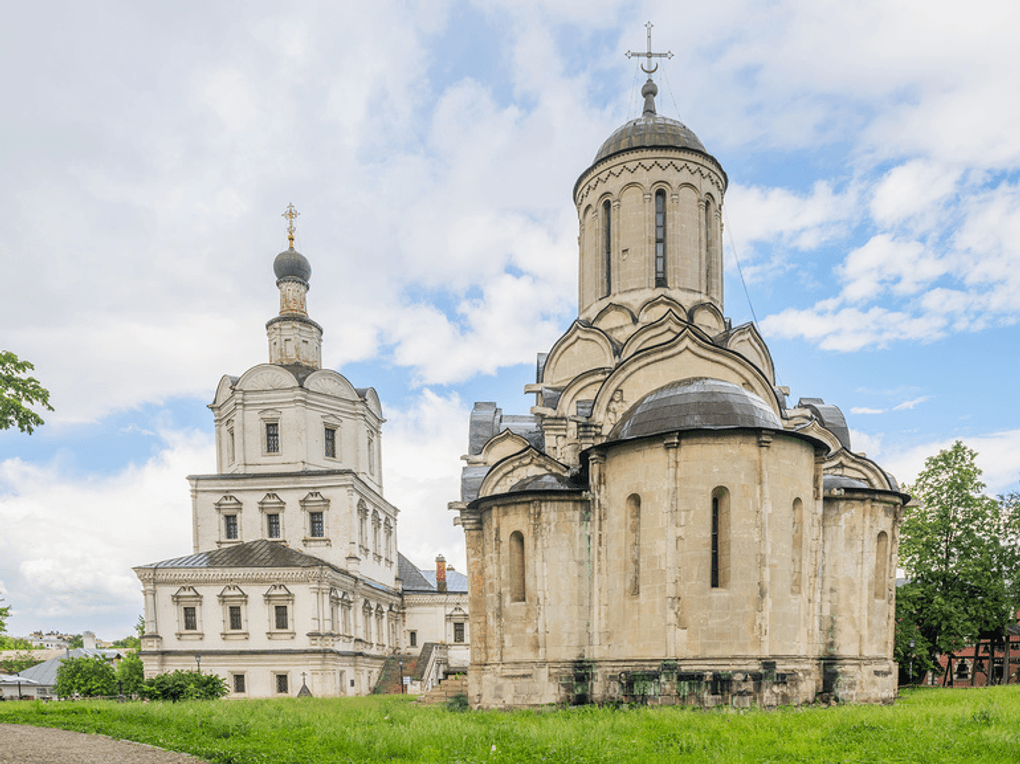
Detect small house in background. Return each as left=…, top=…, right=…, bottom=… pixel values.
left=15, top=648, right=123, bottom=699
left=399, top=553, right=469, bottom=693
left=927, top=616, right=1020, bottom=688
left=0, top=673, right=40, bottom=700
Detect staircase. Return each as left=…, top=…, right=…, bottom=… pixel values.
left=371, top=654, right=418, bottom=695
left=415, top=673, right=467, bottom=704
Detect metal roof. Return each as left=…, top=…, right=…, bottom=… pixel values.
left=139, top=538, right=334, bottom=571
left=17, top=649, right=121, bottom=688
left=594, top=114, right=707, bottom=164
left=823, top=474, right=870, bottom=491
left=398, top=552, right=468, bottom=593
left=509, top=473, right=579, bottom=493
left=608, top=378, right=783, bottom=442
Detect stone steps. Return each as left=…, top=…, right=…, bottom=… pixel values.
left=415, top=673, right=467, bottom=704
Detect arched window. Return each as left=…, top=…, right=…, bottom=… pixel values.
left=711, top=487, right=730, bottom=589
left=509, top=530, right=526, bottom=603
left=705, top=196, right=718, bottom=295
left=791, top=498, right=803, bottom=595
left=875, top=531, right=889, bottom=600
left=654, top=190, right=667, bottom=287
left=602, top=200, right=612, bottom=297
left=627, top=494, right=641, bottom=596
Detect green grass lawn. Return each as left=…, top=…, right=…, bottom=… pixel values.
left=2, top=687, right=1019, bottom=763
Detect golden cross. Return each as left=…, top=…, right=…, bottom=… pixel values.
left=626, top=21, right=673, bottom=74
left=282, top=203, right=300, bottom=248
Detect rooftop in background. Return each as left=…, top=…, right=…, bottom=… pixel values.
left=137, top=538, right=337, bottom=571
left=17, top=648, right=123, bottom=688
left=398, top=553, right=468, bottom=593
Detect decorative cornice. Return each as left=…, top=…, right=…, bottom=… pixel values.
left=575, top=154, right=727, bottom=206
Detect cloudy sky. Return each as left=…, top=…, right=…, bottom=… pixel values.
left=2, top=0, right=1019, bottom=641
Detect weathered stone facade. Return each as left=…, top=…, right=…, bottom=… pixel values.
left=453, top=76, right=906, bottom=709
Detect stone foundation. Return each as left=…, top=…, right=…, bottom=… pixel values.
left=471, top=657, right=898, bottom=709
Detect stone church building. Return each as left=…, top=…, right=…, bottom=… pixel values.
left=133, top=219, right=468, bottom=698
left=451, top=73, right=907, bottom=707
left=135, top=53, right=906, bottom=707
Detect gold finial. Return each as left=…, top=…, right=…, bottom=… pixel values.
left=282, top=203, right=300, bottom=248
left=626, top=21, right=673, bottom=74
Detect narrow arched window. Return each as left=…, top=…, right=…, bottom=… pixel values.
left=711, top=487, right=730, bottom=589
left=875, top=531, right=889, bottom=600
left=627, top=494, right=641, bottom=596
left=705, top=197, right=714, bottom=259
left=655, top=190, right=666, bottom=287
left=791, top=498, right=804, bottom=595
left=509, top=531, right=526, bottom=603
left=602, top=200, right=612, bottom=297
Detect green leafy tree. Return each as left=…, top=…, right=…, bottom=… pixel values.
left=0, top=351, right=53, bottom=433
left=140, top=669, right=228, bottom=702
left=895, top=442, right=1020, bottom=681
left=0, top=652, right=45, bottom=674
left=112, top=634, right=141, bottom=649
left=54, top=655, right=117, bottom=697
left=0, top=598, right=9, bottom=638
left=68, top=634, right=84, bottom=649
left=116, top=651, right=146, bottom=695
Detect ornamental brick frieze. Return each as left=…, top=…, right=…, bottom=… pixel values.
left=576, top=158, right=725, bottom=206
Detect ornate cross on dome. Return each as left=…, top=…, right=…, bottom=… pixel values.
left=282, top=203, right=300, bottom=248
left=626, top=21, right=673, bottom=74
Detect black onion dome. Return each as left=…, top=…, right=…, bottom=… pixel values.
left=594, top=114, right=707, bottom=163
left=273, top=247, right=311, bottom=283
left=608, top=378, right=782, bottom=442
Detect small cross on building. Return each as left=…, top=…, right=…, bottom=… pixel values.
left=626, top=21, right=673, bottom=74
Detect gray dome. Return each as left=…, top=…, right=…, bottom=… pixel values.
left=273, top=247, right=311, bottom=283
left=594, top=114, right=706, bottom=164
left=608, top=378, right=782, bottom=442
left=509, top=473, right=578, bottom=493
left=823, top=474, right=870, bottom=492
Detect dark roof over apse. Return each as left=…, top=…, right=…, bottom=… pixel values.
left=608, top=378, right=783, bottom=442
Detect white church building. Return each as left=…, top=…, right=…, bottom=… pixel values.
left=134, top=213, right=468, bottom=698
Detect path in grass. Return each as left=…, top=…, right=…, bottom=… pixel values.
left=1, top=687, right=1018, bottom=763
left=0, top=724, right=211, bottom=764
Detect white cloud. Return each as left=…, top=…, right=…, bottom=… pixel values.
left=880, top=430, right=1020, bottom=496
left=0, top=427, right=211, bottom=637
left=892, top=396, right=931, bottom=411
left=851, top=407, right=885, bottom=415
left=381, top=389, right=470, bottom=572
left=869, top=159, right=961, bottom=228
left=725, top=181, right=858, bottom=276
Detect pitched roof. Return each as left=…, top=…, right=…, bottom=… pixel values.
left=18, top=648, right=122, bottom=687
left=398, top=553, right=468, bottom=593
left=138, top=539, right=334, bottom=571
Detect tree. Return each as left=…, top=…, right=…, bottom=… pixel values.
left=0, top=652, right=44, bottom=674
left=895, top=441, right=1020, bottom=681
left=68, top=634, right=84, bottom=649
left=0, top=597, right=9, bottom=638
left=54, top=655, right=117, bottom=698
left=0, top=351, right=53, bottom=433
left=116, top=651, right=146, bottom=695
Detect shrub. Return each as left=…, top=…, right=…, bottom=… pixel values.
left=116, top=651, right=146, bottom=695
left=140, top=670, right=228, bottom=702
left=54, top=655, right=117, bottom=697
